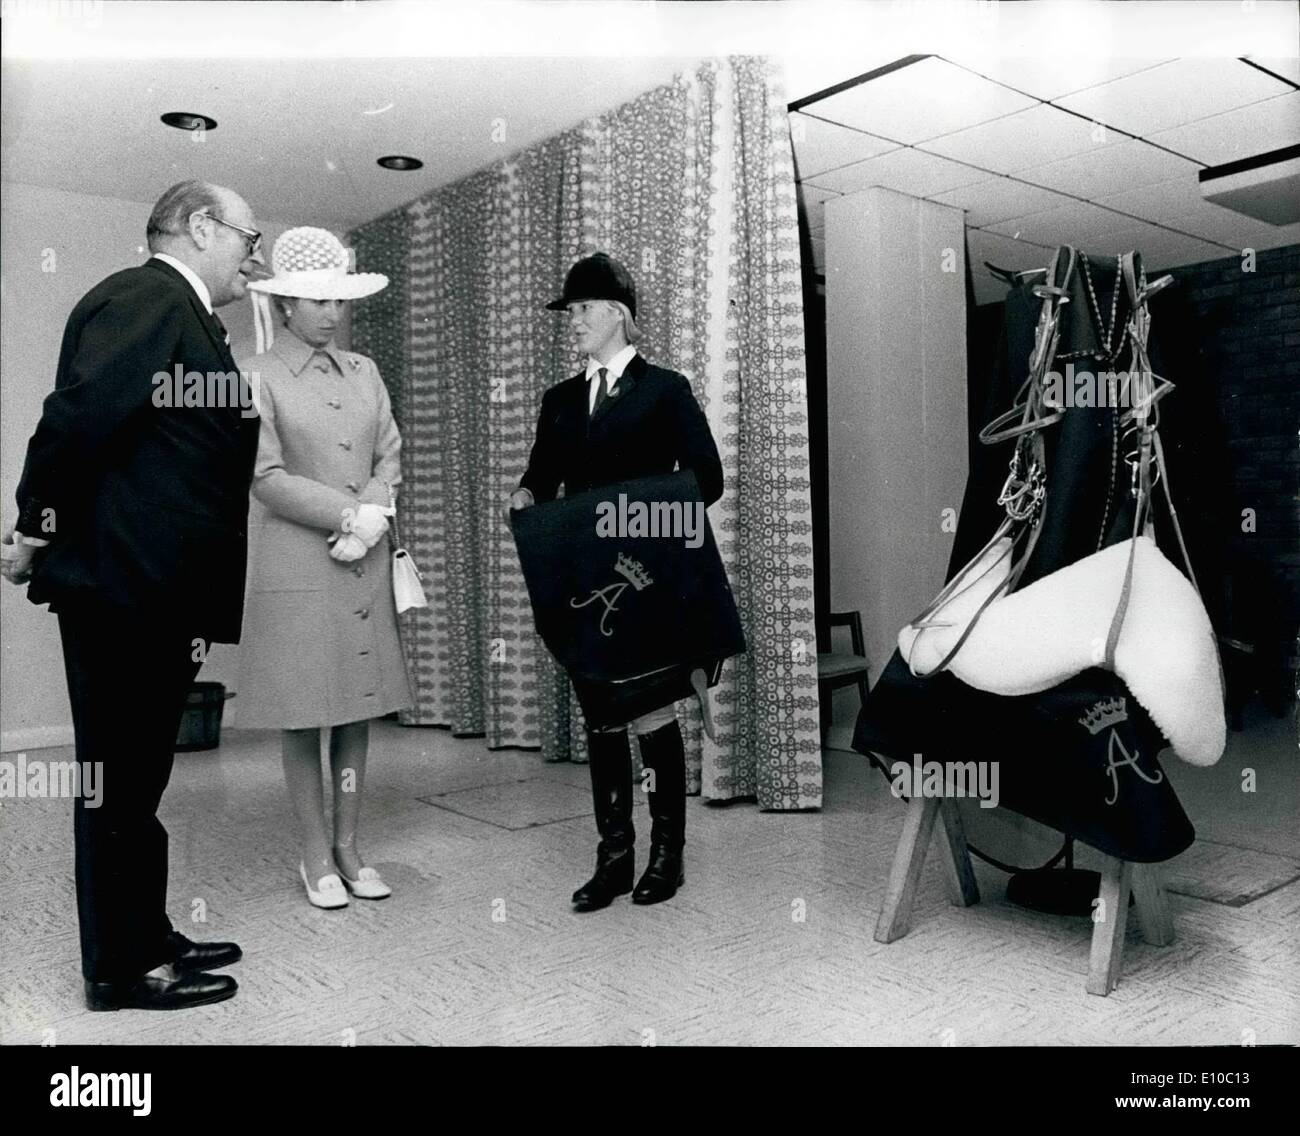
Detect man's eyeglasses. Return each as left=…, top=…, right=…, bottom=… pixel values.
left=197, top=212, right=262, bottom=257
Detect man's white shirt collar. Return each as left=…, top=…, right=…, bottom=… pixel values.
left=152, top=253, right=213, bottom=314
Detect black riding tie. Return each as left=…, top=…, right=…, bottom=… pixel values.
left=591, top=366, right=609, bottom=416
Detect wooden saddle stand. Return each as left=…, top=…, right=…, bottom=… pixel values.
left=874, top=788, right=1175, bottom=997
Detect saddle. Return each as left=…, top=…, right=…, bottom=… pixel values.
left=900, top=246, right=1224, bottom=768
left=856, top=244, right=1225, bottom=862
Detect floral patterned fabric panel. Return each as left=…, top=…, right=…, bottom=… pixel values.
left=349, top=57, right=822, bottom=809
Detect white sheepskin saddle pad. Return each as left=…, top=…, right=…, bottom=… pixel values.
left=900, top=535, right=1225, bottom=767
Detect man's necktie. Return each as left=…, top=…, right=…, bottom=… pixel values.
left=213, top=313, right=230, bottom=346
left=591, top=367, right=609, bottom=417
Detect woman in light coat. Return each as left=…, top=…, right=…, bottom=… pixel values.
left=237, top=227, right=413, bottom=908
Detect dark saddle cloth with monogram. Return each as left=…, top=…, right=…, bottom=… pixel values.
left=853, top=249, right=1210, bottom=864
left=854, top=655, right=1194, bottom=863
left=511, top=471, right=746, bottom=730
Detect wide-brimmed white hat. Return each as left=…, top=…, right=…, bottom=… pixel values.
left=248, top=227, right=387, bottom=354
left=247, top=226, right=388, bottom=301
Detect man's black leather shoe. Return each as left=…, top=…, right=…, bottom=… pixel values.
left=631, top=845, right=684, bottom=905
left=85, top=967, right=237, bottom=1012
left=572, top=848, right=635, bottom=912
left=167, top=930, right=242, bottom=973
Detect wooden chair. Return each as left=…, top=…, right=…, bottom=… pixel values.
left=872, top=784, right=1175, bottom=996
left=817, top=611, right=871, bottom=738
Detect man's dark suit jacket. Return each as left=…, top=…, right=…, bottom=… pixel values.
left=518, top=353, right=723, bottom=507
left=15, top=257, right=260, bottom=643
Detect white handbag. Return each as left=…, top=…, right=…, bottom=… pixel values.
left=393, top=548, right=428, bottom=613
left=386, top=485, right=428, bottom=614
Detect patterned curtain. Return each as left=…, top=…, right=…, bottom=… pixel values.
left=350, top=57, right=821, bottom=809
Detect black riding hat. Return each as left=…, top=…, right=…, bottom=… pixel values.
left=546, top=252, right=637, bottom=320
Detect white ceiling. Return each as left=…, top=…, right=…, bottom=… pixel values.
left=0, top=56, right=703, bottom=230
left=793, top=55, right=1300, bottom=303
left=2, top=21, right=1297, bottom=309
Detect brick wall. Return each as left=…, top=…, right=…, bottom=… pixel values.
left=1166, top=243, right=1299, bottom=668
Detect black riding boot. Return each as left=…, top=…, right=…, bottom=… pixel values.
left=632, top=720, right=686, bottom=905
left=572, top=728, right=636, bottom=912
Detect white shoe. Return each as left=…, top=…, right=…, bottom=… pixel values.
left=339, top=866, right=392, bottom=900
left=299, top=861, right=348, bottom=909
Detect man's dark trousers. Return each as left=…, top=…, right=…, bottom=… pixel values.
left=58, top=603, right=203, bottom=983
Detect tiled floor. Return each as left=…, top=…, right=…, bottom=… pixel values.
left=1, top=706, right=1296, bottom=1046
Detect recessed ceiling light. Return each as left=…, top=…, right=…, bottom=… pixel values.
left=161, top=112, right=217, bottom=132
left=377, top=155, right=423, bottom=171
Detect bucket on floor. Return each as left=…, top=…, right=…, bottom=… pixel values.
left=175, top=682, right=235, bottom=752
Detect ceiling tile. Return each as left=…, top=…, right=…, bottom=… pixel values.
left=1162, top=207, right=1294, bottom=249
left=984, top=200, right=1143, bottom=245
left=942, top=56, right=1174, bottom=103
left=1246, top=220, right=1300, bottom=250
left=1244, top=56, right=1300, bottom=86
left=805, top=56, right=1035, bottom=145
left=1055, top=59, right=1293, bottom=138
left=1095, top=174, right=1212, bottom=223
left=1148, top=92, right=1300, bottom=166
left=1081, top=225, right=1228, bottom=271
left=929, top=177, right=1072, bottom=227
left=789, top=112, right=898, bottom=179
left=805, top=147, right=989, bottom=197
left=1018, top=139, right=1201, bottom=200
left=782, top=53, right=911, bottom=104
left=919, top=104, right=1106, bottom=174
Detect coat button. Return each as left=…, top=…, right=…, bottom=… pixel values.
left=359, top=608, right=370, bottom=620
left=327, top=397, right=342, bottom=409
left=314, top=360, right=330, bottom=372
left=353, top=565, right=365, bottom=577
left=339, top=439, right=352, bottom=450
left=345, top=481, right=360, bottom=492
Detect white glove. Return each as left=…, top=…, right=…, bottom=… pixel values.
left=329, top=533, right=368, bottom=563
left=1, top=528, right=39, bottom=585
left=342, top=503, right=391, bottom=548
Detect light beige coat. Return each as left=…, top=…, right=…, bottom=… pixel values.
left=235, top=329, right=413, bottom=728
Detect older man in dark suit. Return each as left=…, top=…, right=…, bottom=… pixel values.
left=1, top=180, right=264, bottom=1011
left=511, top=252, right=724, bottom=912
